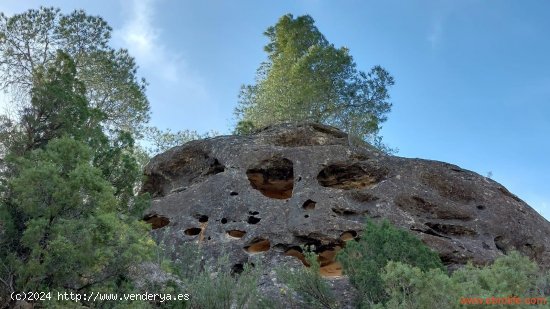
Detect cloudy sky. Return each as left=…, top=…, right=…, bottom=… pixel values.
left=1, top=0, right=549, bottom=220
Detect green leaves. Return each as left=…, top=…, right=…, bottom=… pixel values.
left=9, top=137, right=154, bottom=292
left=337, top=220, right=444, bottom=306
left=235, top=14, right=395, bottom=151
left=379, top=252, right=546, bottom=309
left=0, top=7, right=149, bottom=138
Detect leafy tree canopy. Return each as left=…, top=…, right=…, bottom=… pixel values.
left=0, top=51, right=154, bottom=306
left=7, top=137, right=154, bottom=292
left=0, top=7, right=149, bottom=137
left=235, top=14, right=395, bottom=150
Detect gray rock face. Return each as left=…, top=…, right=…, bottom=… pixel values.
left=141, top=122, right=550, bottom=289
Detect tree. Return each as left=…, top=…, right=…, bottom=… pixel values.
left=0, top=7, right=149, bottom=137
left=337, top=220, right=443, bottom=306
left=234, top=14, right=395, bottom=148
left=0, top=51, right=154, bottom=307
left=7, top=137, right=153, bottom=292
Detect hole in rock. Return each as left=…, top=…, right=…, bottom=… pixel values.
left=317, top=162, right=386, bottom=190
left=331, top=207, right=360, bottom=216
left=230, top=191, right=239, bottom=196
left=320, top=261, right=343, bottom=278
left=227, top=230, right=246, bottom=238
left=273, top=244, right=288, bottom=252
left=340, top=231, right=357, bottom=241
left=221, top=218, right=228, bottom=224
left=231, top=263, right=244, bottom=275
left=246, top=157, right=294, bottom=199
left=198, top=215, right=209, bottom=223
left=476, top=205, right=485, bottom=210
left=247, top=216, right=261, bottom=224
left=318, top=247, right=343, bottom=277
left=248, top=211, right=259, bottom=215
left=143, top=215, right=170, bottom=229
left=302, top=199, right=316, bottom=210
left=206, top=158, right=225, bottom=175
left=494, top=236, right=512, bottom=254
left=294, top=236, right=322, bottom=250
left=304, top=215, right=309, bottom=218
left=318, top=249, right=339, bottom=267
left=284, top=247, right=308, bottom=266
left=245, top=238, right=271, bottom=253
left=184, top=227, right=202, bottom=236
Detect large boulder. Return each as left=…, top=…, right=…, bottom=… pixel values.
left=141, top=122, right=550, bottom=285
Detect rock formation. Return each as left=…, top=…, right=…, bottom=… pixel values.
left=141, top=122, right=550, bottom=302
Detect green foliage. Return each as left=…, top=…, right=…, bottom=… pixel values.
left=1, top=51, right=101, bottom=156
left=277, top=251, right=338, bottom=309
left=155, top=240, right=270, bottom=309
left=235, top=14, right=394, bottom=149
left=233, top=120, right=257, bottom=135
left=378, top=261, right=456, bottom=309
left=0, top=7, right=149, bottom=137
left=9, top=137, right=154, bottom=292
left=378, top=251, right=547, bottom=309
left=142, top=127, right=218, bottom=157
left=0, top=45, right=154, bottom=307
left=337, top=220, right=444, bottom=306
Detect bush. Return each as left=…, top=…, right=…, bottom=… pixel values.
left=277, top=251, right=338, bottom=309
left=158, top=241, right=271, bottom=309
left=378, top=251, right=547, bottom=309
left=336, top=219, right=444, bottom=306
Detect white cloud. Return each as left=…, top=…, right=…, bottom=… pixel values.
left=114, top=0, right=206, bottom=92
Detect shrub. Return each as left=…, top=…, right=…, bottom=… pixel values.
left=159, top=242, right=271, bottom=309
left=336, top=219, right=444, bottom=306
left=277, top=251, right=338, bottom=309
left=379, top=251, right=547, bottom=309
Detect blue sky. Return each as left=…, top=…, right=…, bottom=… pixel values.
left=1, top=0, right=549, bottom=220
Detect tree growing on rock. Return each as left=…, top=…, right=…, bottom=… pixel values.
left=234, top=14, right=395, bottom=151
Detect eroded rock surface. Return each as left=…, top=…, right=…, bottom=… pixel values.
left=141, top=123, right=550, bottom=305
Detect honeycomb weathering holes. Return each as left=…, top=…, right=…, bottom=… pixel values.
left=227, top=230, right=246, bottom=238
left=247, top=216, right=261, bottom=224
left=340, top=231, right=358, bottom=241
left=317, top=162, right=386, bottom=190
left=184, top=227, right=202, bottom=236
left=246, top=157, right=294, bottom=199
left=244, top=238, right=270, bottom=253
left=302, top=199, right=316, bottom=210
left=143, top=214, right=170, bottom=229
